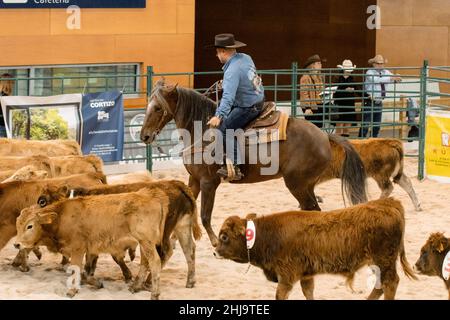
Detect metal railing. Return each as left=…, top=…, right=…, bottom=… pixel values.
left=2, top=61, right=449, bottom=177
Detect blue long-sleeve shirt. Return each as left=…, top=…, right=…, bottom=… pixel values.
left=215, top=53, right=265, bottom=119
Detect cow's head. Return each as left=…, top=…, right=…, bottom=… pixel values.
left=14, top=207, right=57, bottom=250
left=214, top=216, right=248, bottom=263
left=415, top=232, right=449, bottom=276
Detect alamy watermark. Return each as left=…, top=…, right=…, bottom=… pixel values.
left=66, top=5, right=81, bottom=30
left=367, top=5, right=381, bottom=30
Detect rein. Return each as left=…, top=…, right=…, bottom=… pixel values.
left=203, top=80, right=222, bottom=105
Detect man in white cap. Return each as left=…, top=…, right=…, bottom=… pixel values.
left=206, top=33, right=265, bottom=180
left=359, top=54, right=401, bottom=138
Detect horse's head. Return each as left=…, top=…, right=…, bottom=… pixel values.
left=140, top=79, right=178, bottom=144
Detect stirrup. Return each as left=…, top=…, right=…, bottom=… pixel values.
left=217, top=159, right=244, bottom=181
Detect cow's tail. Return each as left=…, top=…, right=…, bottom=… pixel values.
left=175, top=181, right=202, bottom=241
left=399, top=233, right=418, bottom=280
left=328, top=134, right=368, bottom=205
left=388, top=139, right=405, bottom=183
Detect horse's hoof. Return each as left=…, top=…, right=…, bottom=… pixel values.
left=186, top=280, right=195, bottom=289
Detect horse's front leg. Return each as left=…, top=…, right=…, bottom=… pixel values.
left=200, top=177, right=220, bottom=247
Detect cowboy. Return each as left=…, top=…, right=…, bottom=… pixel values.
left=300, top=54, right=326, bottom=128
left=206, top=33, right=265, bottom=180
left=359, top=54, right=402, bottom=138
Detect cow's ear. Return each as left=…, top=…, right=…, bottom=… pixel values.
left=435, top=239, right=448, bottom=253
left=38, top=212, right=57, bottom=225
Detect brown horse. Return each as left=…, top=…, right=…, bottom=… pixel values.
left=140, top=80, right=368, bottom=246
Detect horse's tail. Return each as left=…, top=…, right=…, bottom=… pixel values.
left=328, top=134, right=368, bottom=205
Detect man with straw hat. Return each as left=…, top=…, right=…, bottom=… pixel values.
left=359, top=54, right=402, bottom=138
left=206, top=33, right=265, bottom=181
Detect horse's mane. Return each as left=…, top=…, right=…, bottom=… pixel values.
left=175, top=87, right=217, bottom=132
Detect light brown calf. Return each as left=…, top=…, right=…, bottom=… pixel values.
left=16, top=185, right=199, bottom=300
left=319, top=138, right=421, bottom=211
left=0, top=172, right=106, bottom=271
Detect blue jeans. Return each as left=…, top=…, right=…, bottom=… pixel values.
left=359, top=101, right=383, bottom=138
left=219, top=101, right=264, bottom=165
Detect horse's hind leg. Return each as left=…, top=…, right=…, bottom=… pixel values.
left=200, top=178, right=221, bottom=247
left=394, top=173, right=422, bottom=211
left=283, top=178, right=321, bottom=211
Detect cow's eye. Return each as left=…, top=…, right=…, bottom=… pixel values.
left=220, top=234, right=229, bottom=243
left=26, top=225, right=33, bottom=230
left=38, top=197, right=47, bottom=208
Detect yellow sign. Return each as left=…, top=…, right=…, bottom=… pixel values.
left=426, top=110, right=450, bottom=182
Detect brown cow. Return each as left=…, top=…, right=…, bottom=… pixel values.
left=0, top=155, right=53, bottom=174
left=214, top=197, right=417, bottom=300
left=37, top=180, right=202, bottom=290
left=319, top=138, right=421, bottom=211
left=0, top=172, right=106, bottom=271
left=0, top=138, right=81, bottom=156
left=415, top=233, right=450, bottom=299
left=1, top=165, right=48, bottom=183
left=15, top=184, right=200, bottom=299
left=0, top=154, right=103, bottom=177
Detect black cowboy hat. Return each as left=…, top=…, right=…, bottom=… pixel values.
left=303, top=54, right=327, bottom=68
left=205, top=33, right=247, bottom=49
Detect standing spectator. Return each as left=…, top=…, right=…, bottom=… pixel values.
left=334, top=59, right=358, bottom=137
left=359, top=55, right=401, bottom=138
left=0, top=73, right=14, bottom=137
left=300, top=54, right=325, bottom=128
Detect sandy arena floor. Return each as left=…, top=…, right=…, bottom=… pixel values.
left=0, top=158, right=449, bottom=300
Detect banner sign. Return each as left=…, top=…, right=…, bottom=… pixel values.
left=81, top=90, right=124, bottom=162
left=0, top=0, right=146, bottom=9
left=0, top=90, right=124, bottom=162
left=425, top=108, right=450, bottom=183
